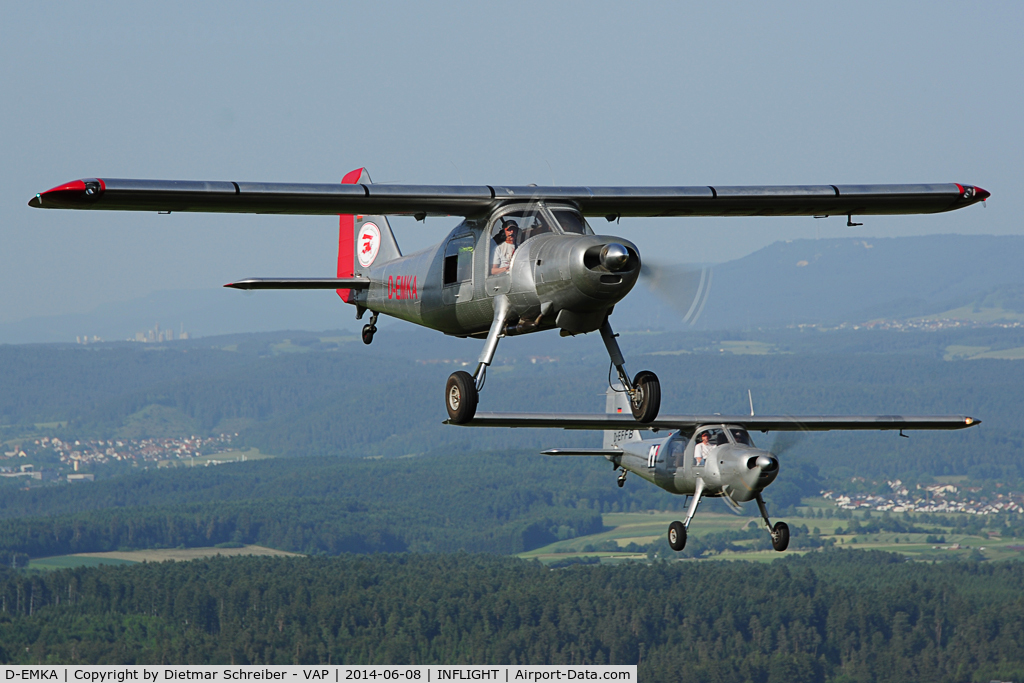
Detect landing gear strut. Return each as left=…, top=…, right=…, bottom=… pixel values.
left=445, top=297, right=510, bottom=424
left=756, top=493, right=789, bottom=552
left=599, top=318, right=660, bottom=423
left=668, top=478, right=705, bottom=552
left=616, top=468, right=627, bottom=487
left=361, top=311, right=379, bottom=345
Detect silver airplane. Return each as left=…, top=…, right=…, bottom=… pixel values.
left=29, top=170, right=989, bottom=427
left=453, top=387, right=981, bottom=552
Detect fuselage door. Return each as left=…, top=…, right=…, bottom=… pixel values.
left=442, top=234, right=475, bottom=306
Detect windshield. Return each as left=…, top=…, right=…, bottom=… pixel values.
left=552, top=209, right=591, bottom=235
left=729, top=428, right=754, bottom=446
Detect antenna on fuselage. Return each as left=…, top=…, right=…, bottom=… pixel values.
left=748, top=389, right=755, bottom=417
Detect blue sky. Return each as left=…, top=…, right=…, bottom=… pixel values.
left=2, top=1, right=1019, bottom=324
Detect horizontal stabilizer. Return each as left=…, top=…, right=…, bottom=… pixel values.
left=540, top=448, right=624, bottom=456
left=225, top=278, right=371, bottom=290
left=449, top=412, right=980, bottom=432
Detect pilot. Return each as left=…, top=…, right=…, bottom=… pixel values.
left=694, top=431, right=713, bottom=466
left=491, top=220, right=519, bottom=275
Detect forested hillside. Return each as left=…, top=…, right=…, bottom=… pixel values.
left=1, top=551, right=1022, bottom=682
left=0, top=452, right=702, bottom=557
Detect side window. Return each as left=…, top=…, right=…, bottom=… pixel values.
left=694, top=428, right=725, bottom=467
left=443, top=236, right=474, bottom=286
left=489, top=216, right=521, bottom=276
left=489, top=209, right=555, bottom=276
left=667, top=435, right=688, bottom=469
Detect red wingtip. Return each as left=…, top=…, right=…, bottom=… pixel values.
left=29, top=179, right=104, bottom=208
left=975, top=186, right=990, bottom=202
left=46, top=180, right=88, bottom=194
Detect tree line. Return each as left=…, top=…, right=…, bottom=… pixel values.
left=1, top=551, right=1023, bottom=682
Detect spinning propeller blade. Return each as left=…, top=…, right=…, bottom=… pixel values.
left=768, top=429, right=807, bottom=457
left=639, top=263, right=713, bottom=325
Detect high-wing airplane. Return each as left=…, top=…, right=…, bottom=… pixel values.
left=29, top=171, right=989, bottom=425
left=453, top=387, right=981, bottom=552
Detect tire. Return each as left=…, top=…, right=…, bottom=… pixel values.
left=361, top=324, right=376, bottom=345
left=630, top=371, right=661, bottom=423
left=617, top=477, right=625, bottom=488
left=445, top=371, right=478, bottom=424
left=771, top=521, right=790, bottom=552
left=668, top=521, right=687, bottom=552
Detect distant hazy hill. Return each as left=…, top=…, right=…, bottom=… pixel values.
left=622, top=234, right=1024, bottom=330
left=4, top=234, right=1024, bottom=343
left=0, top=288, right=347, bottom=344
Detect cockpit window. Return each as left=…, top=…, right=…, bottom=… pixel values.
left=490, top=210, right=553, bottom=276
left=697, top=428, right=728, bottom=446
left=552, top=209, right=591, bottom=235
left=694, top=427, right=725, bottom=467
left=729, top=428, right=754, bottom=446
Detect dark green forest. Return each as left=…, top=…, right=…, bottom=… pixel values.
left=0, top=452, right=698, bottom=558
left=0, top=551, right=1022, bottom=683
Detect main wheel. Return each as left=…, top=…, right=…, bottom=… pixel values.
left=668, top=521, right=687, bottom=552
left=630, top=371, right=661, bottom=423
left=771, top=521, right=790, bottom=552
left=361, top=324, right=376, bottom=345
left=445, top=371, right=478, bottom=424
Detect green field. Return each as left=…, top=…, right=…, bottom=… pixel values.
left=28, top=544, right=301, bottom=570
left=923, top=305, right=1024, bottom=325
left=29, top=555, right=136, bottom=570
left=519, top=510, right=756, bottom=563
left=159, top=448, right=273, bottom=468
left=521, top=503, right=1024, bottom=565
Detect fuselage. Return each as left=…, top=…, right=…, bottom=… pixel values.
left=347, top=201, right=641, bottom=338
left=614, top=426, right=780, bottom=503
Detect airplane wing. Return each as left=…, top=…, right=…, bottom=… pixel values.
left=224, top=277, right=370, bottom=290
left=448, top=412, right=980, bottom=432
left=29, top=178, right=988, bottom=218
left=540, top=448, right=623, bottom=456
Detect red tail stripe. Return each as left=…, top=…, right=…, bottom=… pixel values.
left=337, top=168, right=364, bottom=303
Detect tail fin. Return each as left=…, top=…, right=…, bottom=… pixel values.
left=337, top=168, right=402, bottom=303
left=603, top=385, right=642, bottom=449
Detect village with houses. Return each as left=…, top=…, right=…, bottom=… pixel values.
left=0, top=432, right=244, bottom=483
left=823, top=478, right=1024, bottom=516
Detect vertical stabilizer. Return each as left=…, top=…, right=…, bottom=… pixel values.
left=603, top=385, right=642, bottom=449
left=337, top=168, right=402, bottom=303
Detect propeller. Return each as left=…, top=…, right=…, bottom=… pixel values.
left=639, top=263, right=713, bottom=325
left=768, top=429, right=807, bottom=458
left=720, top=492, right=745, bottom=515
